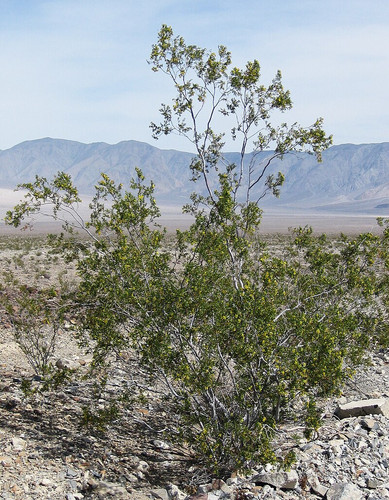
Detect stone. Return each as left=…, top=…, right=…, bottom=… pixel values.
left=125, top=473, right=138, bottom=483
left=136, top=470, right=145, bottom=480
left=65, top=467, right=79, bottom=478
left=166, top=484, right=187, bottom=499
left=56, top=358, right=79, bottom=370
left=11, top=437, right=26, bottom=450
left=130, top=492, right=155, bottom=500
left=211, top=478, right=232, bottom=495
left=367, top=491, right=389, bottom=499
left=220, top=482, right=232, bottom=495
left=68, top=479, right=78, bottom=491
left=261, top=484, right=276, bottom=495
left=211, top=478, right=223, bottom=489
left=94, top=481, right=129, bottom=498
left=150, top=488, right=169, bottom=500
left=86, top=477, right=99, bottom=489
left=0, top=456, right=13, bottom=467
left=361, top=417, right=380, bottom=431
left=329, top=438, right=345, bottom=455
left=335, top=398, right=389, bottom=419
left=326, top=482, right=363, bottom=499
left=367, top=478, right=384, bottom=489
left=152, top=439, right=170, bottom=450
left=136, top=460, right=150, bottom=472
left=197, top=483, right=212, bottom=493
left=307, top=473, right=328, bottom=497
left=253, top=470, right=298, bottom=489
left=39, top=477, right=53, bottom=486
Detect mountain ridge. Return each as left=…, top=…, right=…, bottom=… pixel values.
left=1, top=137, right=389, bottom=214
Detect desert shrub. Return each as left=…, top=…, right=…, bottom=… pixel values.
left=5, top=26, right=389, bottom=475
left=3, top=285, right=64, bottom=376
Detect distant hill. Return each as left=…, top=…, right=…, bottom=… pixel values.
left=0, top=138, right=195, bottom=205
left=1, top=138, right=389, bottom=214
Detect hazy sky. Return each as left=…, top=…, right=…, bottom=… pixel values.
left=0, top=0, right=388, bottom=152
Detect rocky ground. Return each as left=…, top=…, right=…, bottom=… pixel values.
left=0, top=235, right=389, bottom=499
left=1, top=325, right=389, bottom=500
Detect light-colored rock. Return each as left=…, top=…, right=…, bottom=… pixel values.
left=329, top=438, right=345, bottom=455
left=167, top=484, right=187, bottom=499
left=94, top=481, right=129, bottom=499
left=261, top=484, right=276, bottom=496
left=326, top=482, right=363, bottom=499
left=360, top=417, right=380, bottom=431
left=39, top=477, right=53, bottom=486
left=150, top=488, right=169, bottom=500
left=308, top=473, right=328, bottom=497
left=220, top=482, right=232, bottom=495
left=56, top=358, right=79, bottom=370
left=253, top=470, right=298, bottom=489
left=152, top=439, right=170, bottom=450
left=136, top=460, right=150, bottom=472
left=197, top=484, right=211, bottom=493
left=367, top=477, right=384, bottom=489
left=368, top=490, right=389, bottom=499
left=67, top=494, right=84, bottom=500
left=0, top=455, right=13, bottom=467
left=335, top=398, right=389, bottom=419
left=211, top=478, right=232, bottom=495
left=11, top=436, right=26, bottom=450
left=136, top=470, right=145, bottom=480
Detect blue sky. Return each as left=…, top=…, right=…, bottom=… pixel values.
left=0, top=0, right=388, bottom=151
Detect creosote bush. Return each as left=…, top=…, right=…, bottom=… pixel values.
left=5, top=26, right=389, bottom=475
left=2, top=284, right=64, bottom=376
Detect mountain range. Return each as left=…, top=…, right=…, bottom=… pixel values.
left=1, top=137, right=389, bottom=215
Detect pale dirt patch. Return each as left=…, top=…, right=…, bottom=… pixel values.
left=0, top=185, right=383, bottom=235
left=0, top=329, right=30, bottom=372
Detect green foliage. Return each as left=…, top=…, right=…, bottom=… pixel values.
left=5, top=26, right=389, bottom=477
left=4, top=171, right=89, bottom=236
left=19, top=367, right=74, bottom=398
left=150, top=23, right=332, bottom=212
left=81, top=403, right=120, bottom=433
